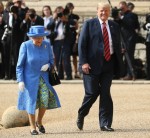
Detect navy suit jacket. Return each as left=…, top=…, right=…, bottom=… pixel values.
left=78, top=18, right=124, bottom=77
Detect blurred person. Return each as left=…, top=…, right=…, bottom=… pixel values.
left=16, top=26, right=61, bottom=135
left=42, top=5, right=53, bottom=43
left=1, top=0, right=27, bottom=80
left=127, top=2, right=144, bottom=45
left=0, top=2, right=5, bottom=79
left=47, top=6, right=66, bottom=79
left=127, top=2, right=141, bottom=35
left=1, top=1, right=14, bottom=80
left=5, top=0, right=26, bottom=80
left=118, top=1, right=140, bottom=80
left=65, top=2, right=80, bottom=79
left=11, top=0, right=28, bottom=79
left=20, top=8, right=44, bottom=41
left=143, top=13, right=150, bottom=80
left=77, top=2, right=124, bottom=131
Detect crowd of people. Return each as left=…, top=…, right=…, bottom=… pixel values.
left=0, top=0, right=80, bottom=80
left=0, top=0, right=150, bottom=80
left=0, top=0, right=149, bottom=135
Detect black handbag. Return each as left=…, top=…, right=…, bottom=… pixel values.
left=49, top=67, right=61, bottom=86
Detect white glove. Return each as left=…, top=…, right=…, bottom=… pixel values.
left=40, top=64, right=49, bottom=71
left=145, top=23, right=150, bottom=30
left=18, top=82, right=25, bottom=92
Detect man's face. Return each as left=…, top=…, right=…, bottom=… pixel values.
left=119, top=3, right=127, bottom=14
left=97, top=6, right=110, bottom=22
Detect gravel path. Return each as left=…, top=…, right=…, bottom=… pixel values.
left=0, top=83, right=150, bottom=138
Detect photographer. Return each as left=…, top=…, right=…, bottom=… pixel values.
left=143, top=13, right=150, bottom=80
left=1, top=0, right=27, bottom=79
left=113, top=1, right=140, bottom=80
left=1, top=1, right=13, bottom=80
left=20, top=8, right=44, bottom=41
left=47, top=6, right=66, bottom=80
left=3, top=0, right=27, bottom=79
left=64, top=2, right=80, bottom=79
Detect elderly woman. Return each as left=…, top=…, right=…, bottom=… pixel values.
left=16, top=25, right=61, bottom=135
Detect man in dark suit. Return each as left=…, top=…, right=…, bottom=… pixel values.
left=77, top=2, right=124, bottom=131
left=119, top=1, right=140, bottom=80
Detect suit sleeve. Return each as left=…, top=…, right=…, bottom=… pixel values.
left=78, top=21, right=89, bottom=66
left=16, top=42, right=27, bottom=82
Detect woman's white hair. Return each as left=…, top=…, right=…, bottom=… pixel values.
left=97, top=2, right=111, bottom=10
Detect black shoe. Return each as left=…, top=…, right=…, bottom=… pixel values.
left=101, top=126, right=114, bottom=131
left=76, top=115, right=84, bottom=130
left=30, top=130, right=38, bottom=135
left=36, top=122, right=45, bottom=133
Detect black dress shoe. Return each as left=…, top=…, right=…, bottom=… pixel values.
left=30, top=130, right=38, bottom=135
left=101, top=126, right=114, bottom=131
left=36, top=122, right=45, bottom=133
left=76, top=115, right=84, bottom=130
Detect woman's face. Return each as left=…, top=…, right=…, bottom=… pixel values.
left=43, top=7, right=51, bottom=17
left=32, top=37, right=43, bottom=46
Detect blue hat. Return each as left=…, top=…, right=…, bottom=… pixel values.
left=27, top=26, right=49, bottom=37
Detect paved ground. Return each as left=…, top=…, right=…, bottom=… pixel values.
left=0, top=81, right=150, bottom=138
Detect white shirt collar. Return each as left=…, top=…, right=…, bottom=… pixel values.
left=98, top=18, right=109, bottom=26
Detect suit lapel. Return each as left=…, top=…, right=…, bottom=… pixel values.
left=108, top=20, right=115, bottom=40
left=94, top=18, right=103, bottom=40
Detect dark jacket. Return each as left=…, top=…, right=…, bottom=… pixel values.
left=78, top=18, right=124, bottom=77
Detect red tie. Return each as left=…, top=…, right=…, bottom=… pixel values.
left=102, top=22, right=111, bottom=61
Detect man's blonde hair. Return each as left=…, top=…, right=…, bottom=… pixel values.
left=97, top=2, right=111, bottom=10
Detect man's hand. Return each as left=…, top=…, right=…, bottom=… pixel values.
left=41, top=64, right=49, bottom=71
left=82, top=63, right=91, bottom=74
left=18, top=82, right=25, bottom=92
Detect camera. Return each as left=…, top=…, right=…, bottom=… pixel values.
left=57, top=8, right=70, bottom=18
left=57, top=12, right=63, bottom=18
left=10, top=5, right=18, bottom=14
left=111, top=7, right=121, bottom=19
left=29, top=13, right=35, bottom=19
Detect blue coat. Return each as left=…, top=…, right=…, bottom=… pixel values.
left=16, top=40, right=61, bottom=114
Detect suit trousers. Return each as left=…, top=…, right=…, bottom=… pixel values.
left=78, top=56, right=114, bottom=127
